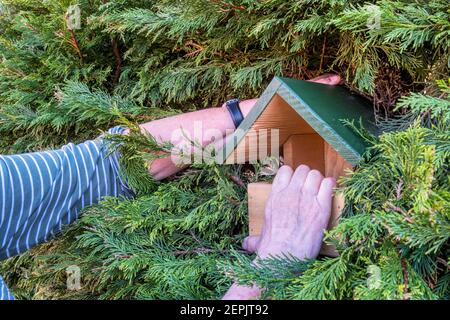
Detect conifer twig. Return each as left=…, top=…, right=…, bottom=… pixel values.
left=68, top=29, right=83, bottom=63
left=101, top=0, right=122, bottom=84
left=319, top=35, right=327, bottom=74
left=386, top=202, right=414, bottom=223
left=174, top=247, right=215, bottom=255
left=210, top=0, right=246, bottom=12
left=227, top=173, right=245, bottom=188
left=401, top=258, right=410, bottom=300
left=112, top=38, right=122, bottom=86
left=184, top=40, right=204, bottom=57
left=437, top=257, right=450, bottom=270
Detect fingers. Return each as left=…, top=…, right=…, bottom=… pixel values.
left=314, top=177, right=336, bottom=229
left=308, top=74, right=342, bottom=86
left=303, top=169, right=324, bottom=195
left=242, top=235, right=260, bottom=253
left=317, top=177, right=336, bottom=206
left=267, top=166, right=293, bottom=233
left=288, top=165, right=310, bottom=193
left=271, top=165, right=293, bottom=193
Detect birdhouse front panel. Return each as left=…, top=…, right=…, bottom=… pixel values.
left=224, top=93, right=317, bottom=164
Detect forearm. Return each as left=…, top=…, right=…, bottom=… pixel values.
left=140, top=106, right=233, bottom=180
left=138, top=106, right=234, bottom=143
left=133, top=99, right=257, bottom=180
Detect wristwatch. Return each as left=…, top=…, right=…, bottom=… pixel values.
left=225, top=99, right=244, bottom=129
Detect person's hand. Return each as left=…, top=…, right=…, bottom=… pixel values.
left=234, top=74, right=342, bottom=118
left=222, top=165, right=335, bottom=299
left=243, top=165, right=336, bottom=261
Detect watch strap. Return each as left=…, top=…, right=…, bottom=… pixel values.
left=225, top=99, right=244, bottom=128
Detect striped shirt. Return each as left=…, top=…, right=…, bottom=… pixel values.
left=0, top=126, right=132, bottom=300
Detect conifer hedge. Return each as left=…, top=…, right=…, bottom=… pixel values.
left=0, top=0, right=448, bottom=299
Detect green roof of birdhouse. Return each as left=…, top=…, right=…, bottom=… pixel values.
left=220, top=76, right=379, bottom=166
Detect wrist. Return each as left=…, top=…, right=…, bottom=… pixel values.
left=220, top=104, right=237, bottom=130
left=238, top=99, right=258, bottom=118
left=223, top=99, right=244, bottom=129
left=221, top=98, right=257, bottom=121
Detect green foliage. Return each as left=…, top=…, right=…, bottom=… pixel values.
left=396, top=79, right=450, bottom=123
left=0, top=0, right=449, bottom=300
left=103, top=117, right=173, bottom=195
left=1, top=0, right=449, bottom=151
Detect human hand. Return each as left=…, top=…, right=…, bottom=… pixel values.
left=243, top=165, right=336, bottom=261
left=234, top=74, right=342, bottom=118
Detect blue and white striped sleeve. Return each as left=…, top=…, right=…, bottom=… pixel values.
left=0, top=126, right=133, bottom=300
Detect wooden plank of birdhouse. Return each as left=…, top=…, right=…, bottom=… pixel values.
left=324, top=142, right=353, bottom=181
left=283, top=134, right=325, bottom=172
left=324, top=142, right=353, bottom=229
left=248, top=182, right=272, bottom=236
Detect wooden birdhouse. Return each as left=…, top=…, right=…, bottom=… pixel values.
left=219, top=77, right=378, bottom=256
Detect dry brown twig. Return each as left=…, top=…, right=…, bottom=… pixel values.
left=400, top=258, right=411, bottom=300
left=112, top=38, right=122, bottom=85
left=386, top=202, right=414, bottom=223
left=184, top=40, right=205, bottom=58
left=210, top=0, right=246, bottom=12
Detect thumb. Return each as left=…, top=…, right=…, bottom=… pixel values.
left=242, top=235, right=261, bottom=253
